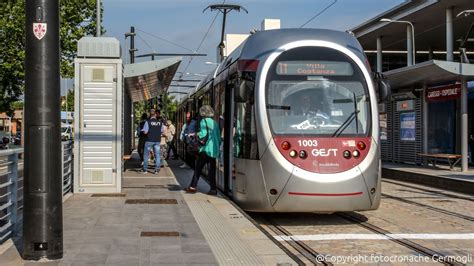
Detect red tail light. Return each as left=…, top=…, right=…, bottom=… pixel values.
left=281, top=141, right=291, bottom=150
left=238, top=60, right=259, bottom=72
left=357, top=141, right=366, bottom=150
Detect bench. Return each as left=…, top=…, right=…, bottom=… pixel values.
left=417, top=153, right=462, bottom=170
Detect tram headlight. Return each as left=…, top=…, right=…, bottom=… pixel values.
left=299, top=150, right=307, bottom=159
left=343, top=150, right=351, bottom=159
left=289, top=150, right=298, bottom=158
left=281, top=141, right=291, bottom=150
left=357, top=141, right=366, bottom=150
left=352, top=150, right=360, bottom=158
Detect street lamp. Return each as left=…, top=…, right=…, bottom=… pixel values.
left=380, top=18, right=416, bottom=65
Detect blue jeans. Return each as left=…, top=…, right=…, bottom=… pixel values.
left=143, top=141, right=161, bottom=171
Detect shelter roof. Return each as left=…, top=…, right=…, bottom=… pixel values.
left=123, top=57, right=181, bottom=102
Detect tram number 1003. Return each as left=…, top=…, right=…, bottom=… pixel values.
left=297, top=139, right=318, bottom=147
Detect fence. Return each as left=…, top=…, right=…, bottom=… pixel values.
left=0, top=148, right=23, bottom=243
left=0, top=140, right=73, bottom=244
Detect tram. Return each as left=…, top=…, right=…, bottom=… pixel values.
left=176, top=28, right=388, bottom=212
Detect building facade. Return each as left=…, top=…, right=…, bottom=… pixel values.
left=351, top=0, right=474, bottom=171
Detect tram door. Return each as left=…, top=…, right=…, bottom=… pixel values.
left=216, top=84, right=226, bottom=191
left=223, top=80, right=235, bottom=194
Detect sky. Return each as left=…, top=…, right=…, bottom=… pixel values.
left=98, top=0, right=405, bottom=95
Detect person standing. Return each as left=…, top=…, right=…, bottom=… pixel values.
left=137, top=113, right=148, bottom=163
left=165, top=120, right=178, bottom=160
left=140, top=109, right=165, bottom=174
left=186, top=105, right=221, bottom=195
left=179, top=112, right=196, bottom=168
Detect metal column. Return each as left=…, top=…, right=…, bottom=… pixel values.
left=376, top=36, right=383, bottom=72
left=422, top=85, right=428, bottom=165
left=24, top=0, right=63, bottom=260
left=406, top=25, right=414, bottom=66
left=446, top=7, right=454, bottom=62
left=461, top=77, right=468, bottom=171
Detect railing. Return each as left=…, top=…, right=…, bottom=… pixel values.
left=0, top=148, right=23, bottom=244
left=62, top=141, right=73, bottom=195
left=0, top=141, right=74, bottom=244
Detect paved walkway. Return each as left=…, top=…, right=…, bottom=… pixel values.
left=0, top=155, right=295, bottom=265
left=382, top=162, right=474, bottom=195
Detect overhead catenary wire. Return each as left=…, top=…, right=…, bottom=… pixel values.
left=136, top=34, right=155, bottom=53
left=180, top=12, right=220, bottom=77
left=300, top=0, right=337, bottom=28
left=180, top=0, right=226, bottom=78
left=136, top=28, right=195, bottom=53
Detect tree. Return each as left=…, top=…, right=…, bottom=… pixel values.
left=0, top=1, right=104, bottom=114
left=61, top=89, right=74, bottom=112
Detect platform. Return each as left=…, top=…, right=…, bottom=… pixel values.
left=0, top=155, right=295, bottom=265
left=382, top=162, right=474, bottom=195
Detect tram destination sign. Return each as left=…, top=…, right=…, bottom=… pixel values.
left=277, top=61, right=353, bottom=76
left=426, top=84, right=461, bottom=102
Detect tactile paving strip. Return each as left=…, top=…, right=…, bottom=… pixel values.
left=186, top=200, right=262, bottom=265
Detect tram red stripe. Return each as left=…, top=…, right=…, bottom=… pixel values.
left=288, top=192, right=363, bottom=196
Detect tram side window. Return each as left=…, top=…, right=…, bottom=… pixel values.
left=234, top=78, right=258, bottom=160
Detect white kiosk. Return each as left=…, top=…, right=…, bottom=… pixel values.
left=74, top=37, right=123, bottom=193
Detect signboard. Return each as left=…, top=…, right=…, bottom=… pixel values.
left=400, top=112, right=415, bottom=141
left=426, top=84, right=461, bottom=102
left=276, top=61, right=353, bottom=76
left=396, top=100, right=414, bottom=111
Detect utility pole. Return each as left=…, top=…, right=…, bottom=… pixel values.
left=125, top=26, right=137, bottom=64
left=24, top=0, right=63, bottom=260
left=124, top=26, right=137, bottom=154
left=203, top=4, right=247, bottom=62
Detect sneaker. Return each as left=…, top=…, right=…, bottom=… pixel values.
left=138, top=169, right=147, bottom=174
left=179, top=163, right=189, bottom=169
left=185, top=187, right=197, bottom=193
left=154, top=169, right=160, bottom=174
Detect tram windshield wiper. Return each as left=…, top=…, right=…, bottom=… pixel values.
left=332, top=92, right=359, bottom=137
left=331, top=110, right=360, bottom=137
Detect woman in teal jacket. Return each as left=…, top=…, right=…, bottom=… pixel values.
left=186, top=105, right=221, bottom=195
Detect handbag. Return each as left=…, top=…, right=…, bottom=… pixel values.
left=198, top=119, right=209, bottom=147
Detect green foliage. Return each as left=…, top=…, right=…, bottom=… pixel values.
left=61, top=89, right=74, bottom=111
left=133, top=101, right=146, bottom=125
left=12, top=101, right=23, bottom=110
left=0, top=0, right=104, bottom=114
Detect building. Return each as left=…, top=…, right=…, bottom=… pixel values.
left=0, top=110, right=22, bottom=135
left=217, top=19, right=281, bottom=60
left=351, top=0, right=474, bottom=171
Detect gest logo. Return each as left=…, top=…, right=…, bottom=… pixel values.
left=311, top=148, right=337, bottom=157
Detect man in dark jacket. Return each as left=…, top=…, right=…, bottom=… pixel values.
left=137, top=113, right=148, bottom=163
left=140, top=109, right=165, bottom=174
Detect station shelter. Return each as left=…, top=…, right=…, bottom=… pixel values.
left=350, top=0, right=474, bottom=171
left=74, top=37, right=181, bottom=193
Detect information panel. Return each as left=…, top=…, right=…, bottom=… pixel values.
left=277, top=61, right=353, bottom=76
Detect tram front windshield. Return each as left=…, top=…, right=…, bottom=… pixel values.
left=266, top=47, right=371, bottom=137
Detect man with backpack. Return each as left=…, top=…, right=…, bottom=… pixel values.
left=139, top=109, right=165, bottom=174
